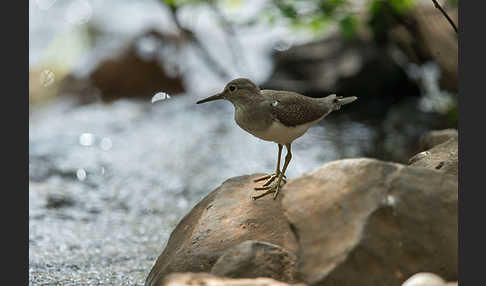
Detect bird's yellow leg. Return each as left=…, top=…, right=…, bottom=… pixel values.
left=253, top=144, right=292, bottom=200
left=253, top=144, right=286, bottom=187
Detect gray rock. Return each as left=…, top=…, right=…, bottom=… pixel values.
left=410, top=130, right=458, bottom=177
left=418, top=129, right=458, bottom=151
left=145, top=174, right=298, bottom=286
left=281, top=158, right=457, bottom=286
left=211, top=240, right=298, bottom=283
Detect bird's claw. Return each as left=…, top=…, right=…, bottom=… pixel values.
left=262, top=174, right=287, bottom=187
left=254, top=180, right=285, bottom=190
left=252, top=174, right=286, bottom=200
left=253, top=173, right=286, bottom=186
left=252, top=183, right=282, bottom=200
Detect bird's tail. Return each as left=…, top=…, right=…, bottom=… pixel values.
left=336, top=96, right=358, bottom=105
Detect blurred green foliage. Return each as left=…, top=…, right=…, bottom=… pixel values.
left=370, top=0, right=414, bottom=15
left=158, top=0, right=452, bottom=39
left=269, top=0, right=359, bottom=38
left=160, top=0, right=458, bottom=38
left=370, top=0, right=414, bottom=17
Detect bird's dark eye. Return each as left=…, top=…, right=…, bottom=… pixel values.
left=333, top=98, right=339, bottom=104
left=229, top=85, right=236, bottom=92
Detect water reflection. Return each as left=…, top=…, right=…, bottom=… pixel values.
left=76, top=168, right=87, bottom=181
left=78, top=133, right=95, bottom=146
left=100, top=137, right=113, bottom=151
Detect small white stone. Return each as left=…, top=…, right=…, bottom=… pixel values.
left=401, top=272, right=445, bottom=286
left=386, top=195, right=396, bottom=206
left=408, top=151, right=431, bottom=164
left=152, top=92, right=171, bottom=103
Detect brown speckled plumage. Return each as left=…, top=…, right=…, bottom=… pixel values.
left=263, top=90, right=333, bottom=127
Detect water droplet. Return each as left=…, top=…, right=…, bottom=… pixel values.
left=100, top=137, right=112, bottom=151
left=386, top=195, right=396, bottom=206
left=273, top=39, right=292, bottom=51
left=151, top=92, right=171, bottom=103
left=79, top=133, right=95, bottom=146
left=40, top=70, right=55, bottom=87
left=35, top=0, right=57, bottom=11
left=65, top=0, right=92, bottom=25
left=76, top=169, right=87, bottom=181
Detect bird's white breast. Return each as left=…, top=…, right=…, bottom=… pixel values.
left=249, top=116, right=325, bottom=145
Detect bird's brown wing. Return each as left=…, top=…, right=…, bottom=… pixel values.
left=262, top=90, right=331, bottom=127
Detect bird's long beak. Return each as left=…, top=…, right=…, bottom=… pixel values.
left=196, top=92, right=224, bottom=104
left=337, top=96, right=358, bottom=105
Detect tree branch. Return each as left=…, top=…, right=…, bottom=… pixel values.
left=167, top=4, right=232, bottom=80
left=207, top=3, right=248, bottom=75
left=431, top=0, right=458, bottom=34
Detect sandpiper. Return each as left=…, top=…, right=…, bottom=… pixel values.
left=197, top=78, right=357, bottom=200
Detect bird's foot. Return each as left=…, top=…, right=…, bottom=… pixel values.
left=253, top=172, right=286, bottom=188
left=252, top=175, right=286, bottom=200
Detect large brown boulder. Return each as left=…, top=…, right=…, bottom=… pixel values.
left=159, top=273, right=307, bottom=286
left=211, top=240, right=298, bottom=282
left=89, top=29, right=186, bottom=100
left=145, top=174, right=299, bottom=286
left=281, top=158, right=457, bottom=286
left=409, top=129, right=458, bottom=177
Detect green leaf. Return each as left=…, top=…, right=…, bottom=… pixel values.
left=369, top=0, right=383, bottom=16
left=277, top=3, right=298, bottom=19
left=389, top=0, right=415, bottom=14
left=339, top=15, right=357, bottom=38
left=310, top=16, right=327, bottom=32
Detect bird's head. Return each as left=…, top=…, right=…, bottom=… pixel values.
left=196, top=78, right=260, bottom=105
